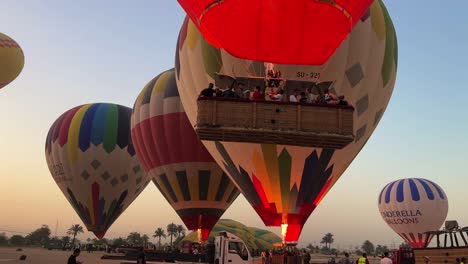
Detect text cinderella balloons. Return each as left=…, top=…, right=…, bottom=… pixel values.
left=378, top=178, right=448, bottom=248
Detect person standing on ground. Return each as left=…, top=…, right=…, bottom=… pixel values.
left=137, top=247, right=146, bottom=264
left=356, top=253, right=370, bottom=264
left=67, top=248, right=82, bottom=264
left=339, top=253, right=352, bottom=264
left=380, top=252, right=392, bottom=264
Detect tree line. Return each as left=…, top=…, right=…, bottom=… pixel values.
left=0, top=222, right=186, bottom=250
left=305, top=233, right=392, bottom=256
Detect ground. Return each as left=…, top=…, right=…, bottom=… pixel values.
left=0, top=247, right=383, bottom=264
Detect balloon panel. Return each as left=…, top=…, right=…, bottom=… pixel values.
left=131, top=69, right=239, bottom=241
left=0, top=32, right=24, bottom=89
left=378, top=178, right=448, bottom=248
left=45, top=103, right=150, bottom=238
left=175, top=0, right=397, bottom=244
left=177, top=0, right=374, bottom=65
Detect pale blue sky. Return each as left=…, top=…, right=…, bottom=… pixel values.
left=0, top=1, right=467, bottom=248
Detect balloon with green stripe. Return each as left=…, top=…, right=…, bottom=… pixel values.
left=45, top=103, right=151, bottom=239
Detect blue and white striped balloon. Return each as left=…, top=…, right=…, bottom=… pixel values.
left=378, top=178, right=448, bottom=248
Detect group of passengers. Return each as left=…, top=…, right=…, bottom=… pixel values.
left=199, top=82, right=349, bottom=106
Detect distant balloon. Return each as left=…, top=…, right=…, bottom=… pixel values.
left=0, top=32, right=24, bottom=89
left=131, top=69, right=240, bottom=241
left=45, top=103, right=150, bottom=239
left=175, top=0, right=397, bottom=245
left=378, top=178, right=448, bottom=248
left=177, top=0, right=374, bottom=65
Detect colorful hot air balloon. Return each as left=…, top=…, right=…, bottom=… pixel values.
left=177, top=0, right=374, bottom=65
left=45, top=103, right=150, bottom=239
left=0, top=32, right=24, bottom=89
left=131, top=69, right=240, bottom=242
left=378, top=178, right=449, bottom=248
left=175, top=0, right=397, bottom=244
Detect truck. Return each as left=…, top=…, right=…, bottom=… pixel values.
left=103, top=231, right=253, bottom=264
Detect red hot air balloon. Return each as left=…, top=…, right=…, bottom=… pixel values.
left=177, top=0, right=374, bottom=65
left=131, top=69, right=240, bottom=241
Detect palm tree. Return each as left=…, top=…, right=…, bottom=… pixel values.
left=127, top=232, right=142, bottom=246
left=67, top=224, right=84, bottom=249
left=176, top=225, right=186, bottom=239
left=142, top=234, right=150, bottom=247
left=153, top=228, right=166, bottom=249
left=167, top=223, right=178, bottom=247
left=321, top=233, right=334, bottom=250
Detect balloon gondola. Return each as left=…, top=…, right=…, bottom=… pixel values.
left=175, top=0, right=398, bottom=245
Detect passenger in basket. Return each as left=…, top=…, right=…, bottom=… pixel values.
left=289, top=89, right=299, bottom=102
left=269, top=89, right=284, bottom=101
left=200, top=83, right=215, bottom=97
left=299, top=92, right=307, bottom=103
left=222, top=87, right=236, bottom=98
left=214, top=87, right=222, bottom=97
left=324, top=88, right=339, bottom=104
left=306, top=87, right=318, bottom=103
left=252, top=86, right=263, bottom=100
left=234, top=83, right=245, bottom=98
left=243, top=90, right=251, bottom=100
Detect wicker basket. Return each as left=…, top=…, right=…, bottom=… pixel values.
left=196, top=98, right=355, bottom=149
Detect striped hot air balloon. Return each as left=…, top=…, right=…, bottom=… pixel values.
left=45, top=103, right=150, bottom=239
left=0, top=32, right=24, bottom=89
left=131, top=69, right=240, bottom=241
left=175, top=0, right=398, bottom=244
left=378, top=178, right=448, bottom=248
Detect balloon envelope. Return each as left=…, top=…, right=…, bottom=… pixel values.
left=0, top=32, right=24, bottom=89
left=45, top=103, right=150, bottom=239
left=131, top=69, right=240, bottom=241
left=175, top=0, right=397, bottom=244
left=177, top=0, right=374, bottom=65
left=378, top=178, right=448, bottom=248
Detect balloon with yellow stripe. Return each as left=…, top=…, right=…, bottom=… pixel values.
left=175, top=0, right=398, bottom=245
left=131, top=69, right=240, bottom=242
left=0, top=32, right=24, bottom=89
left=45, top=103, right=150, bottom=239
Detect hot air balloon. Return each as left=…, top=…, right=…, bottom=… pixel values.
left=45, top=103, right=150, bottom=239
left=177, top=0, right=374, bottom=65
left=378, top=178, right=448, bottom=248
left=131, top=69, right=240, bottom=242
left=175, top=0, right=397, bottom=245
left=0, top=32, right=24, bottom=89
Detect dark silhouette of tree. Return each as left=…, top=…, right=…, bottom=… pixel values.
left=142, top=234, right=150, bottom=247
left=112, top=237, right=126, bottom=247
left=9, top=235, right=25, bottom=246
left=375, top=245, right=389, bottom=255
left=167, top=223, right=177, bottom=247
left=321, top=233, right=334, bottom=250
left=176, top=225, right=186, bottom=239
left=153, top=228, right=166, bottom=249
left=127, top=232, right=143, bottom=246
left=0, top=233, right=8, bottom=246
left=26, top=225, right=51, bottom=246
left=61, top=236, right=71, bottom=248
left=67, top=224, right=84, bottom=248
left=361, top=240, right=375, bottom=255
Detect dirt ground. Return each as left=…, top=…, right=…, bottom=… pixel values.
left=0, top=247, right=382, bottom=264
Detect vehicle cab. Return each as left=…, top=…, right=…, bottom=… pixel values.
left=215, top=231, right=252, bottom=264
